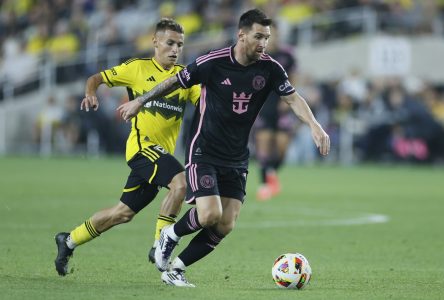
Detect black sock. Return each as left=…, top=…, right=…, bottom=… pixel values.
left=262, top=158, right=277, bottom=182
left=178, top=227, right=224, bottom=267
left=273, top=157, right=283, bottom=171
left=260, top=167, right=267, bottom=183
left=173, top=207, right=202, bottom=237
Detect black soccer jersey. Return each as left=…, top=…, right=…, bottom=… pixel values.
left=259, top=47, right=297, bottom=122
left=177, top=45, right=295, bottom=168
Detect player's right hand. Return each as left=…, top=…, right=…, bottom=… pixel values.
left=80, top=94, right=99, bottom=112
left=116, top=99, right=143, bottom=122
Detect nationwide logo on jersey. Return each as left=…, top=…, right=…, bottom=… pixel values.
left=141, top=94, right=185, bottom=120
left=232, top=92, right=252, bottom=114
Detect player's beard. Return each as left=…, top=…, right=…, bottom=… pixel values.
left=246, top=49, right=261, bottom=62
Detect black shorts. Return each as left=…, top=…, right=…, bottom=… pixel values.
left=120, top=145, right=184, bottom=213
left=185, top=163, right=248, bottom=204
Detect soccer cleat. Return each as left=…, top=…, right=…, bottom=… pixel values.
left=266, top=171, right=281, bottom=196
left=148, top=240, right=158, bottom=264
left=155, top=226, right=178, bottom=271
left=161, top=268, right=195, bottom=287
left=54, top=232, right=74, bottom=276
left=148, top=246, right=156, bottom=264
left=256, top=184, right=273, bottom=201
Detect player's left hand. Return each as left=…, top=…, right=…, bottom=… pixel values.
left=116, top=99, right=143, bottom=122
left=311, top=123, right=330, bottom=156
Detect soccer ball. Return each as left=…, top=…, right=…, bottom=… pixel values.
left=271, top=253, right=312, bottom=289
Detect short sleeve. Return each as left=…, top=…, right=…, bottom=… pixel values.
left=270, top=60, right=295, bottom=96
left=177, top=55, right=213, bottom=88
left=100, top=62, right=135, bottom=87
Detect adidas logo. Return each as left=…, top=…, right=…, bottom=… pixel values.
left=147, top=76, right=156, bottom=82
left=221, top=78, right=232, bottom=85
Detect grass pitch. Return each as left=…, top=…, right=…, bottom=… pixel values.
left=0, top=156, right=443, bottom=299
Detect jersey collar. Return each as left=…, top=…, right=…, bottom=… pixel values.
left=151, top=57, right=176, bottom=74
left=230, top=45, right=242, bottom=67
left=231, top=44, right=259, bottom=68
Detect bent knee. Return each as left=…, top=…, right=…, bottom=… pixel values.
left=198, top=210, right=222, bottom=227
left=171, top=184, right=186, bottom=199
left=216, top=221, right=236, bottom=236
left=112, top=207, right=135, bottom=224
left=117, top=213, right=134, bottom=223
left=169, top=174, right=187, bottom=197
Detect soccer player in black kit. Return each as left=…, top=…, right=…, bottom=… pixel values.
left=117, top=9, right=330, bottom=287
left=254, top=24, right=298, bottom=201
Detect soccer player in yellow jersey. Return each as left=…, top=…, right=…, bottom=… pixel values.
left=54, top=18, right=200, bottom=276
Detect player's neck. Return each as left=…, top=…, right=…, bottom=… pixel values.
left=233, top=44, right=255, bottom=66
left=153, top=56, right=173, bottom=71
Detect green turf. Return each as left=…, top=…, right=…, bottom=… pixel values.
left=0, top=156, right=443, bottom=299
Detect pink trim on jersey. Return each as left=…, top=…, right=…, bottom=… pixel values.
left=208, top=229, right=222, bottom=243
left=177, top=73, right=186, bottom=88
left=196, top=47, right=231, bottom=63
left=189, top=207, right=198, bottom=228
left=187, top=165, right=196, bottom=192
left=196, top=49, right=230, bottom=64
left=197, top=52, right=231, bottom=66
left=192, top=164, right=198, bottom=192
left=229, top=46, right=234, bottom=63
left=186, top=85, right=207, bottom=167
left=261, top=53, right=296, bottom=94
left=260, top=54, right=287, bottom=74
left=185, top=196, right=196, bottom=204
left=204, top=46, right=231, bottom=56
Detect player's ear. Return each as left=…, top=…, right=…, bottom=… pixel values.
left=152, top=34, right=158, bottom=48
left=238, top=29, right=245, bottom=42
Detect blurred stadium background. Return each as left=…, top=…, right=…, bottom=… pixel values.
left=1, top=0, right=444, bottom=164
left=2, top=2, right=444, bottom=299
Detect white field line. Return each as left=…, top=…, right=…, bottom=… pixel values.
left=237, top=213, right=389, bottom=229
left=3, top=213, right=388, bottom=230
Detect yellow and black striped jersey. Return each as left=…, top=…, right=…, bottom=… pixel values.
left=101, top=57, right=201, bottom=161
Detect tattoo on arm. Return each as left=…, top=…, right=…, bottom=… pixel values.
left=137, top=76, right=180, bottom=105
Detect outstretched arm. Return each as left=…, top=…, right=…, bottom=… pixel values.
left=117, top=76, right=180, bottom=122
left=281, top=91, right=330, bottom=156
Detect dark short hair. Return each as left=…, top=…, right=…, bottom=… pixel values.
left=155, top=18, right=184, bottom=34
left=238, top=9, right=272, bottom=29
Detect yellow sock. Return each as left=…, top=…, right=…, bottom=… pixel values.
left=70, top=218, right=100, bottom=246
left=155, top=215, right=176, bottom=241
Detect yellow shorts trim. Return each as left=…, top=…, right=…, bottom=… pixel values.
left=141, top=150, right=156, bottom=162
left=123, top=185, right=141, bottom=193
left=148, top=164, right=158, bottom=184
left=145, top=147, right=160, bottom=159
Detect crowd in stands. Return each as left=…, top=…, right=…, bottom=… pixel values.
left=33, top=88, right=130, bottom=156
left=311, top=73, right=444, bottom=163
left=250, top=70, right=444, bottom=164
left=2, top=0, right=444, bottom=83
left=1, top=0, right=444, bottom=163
